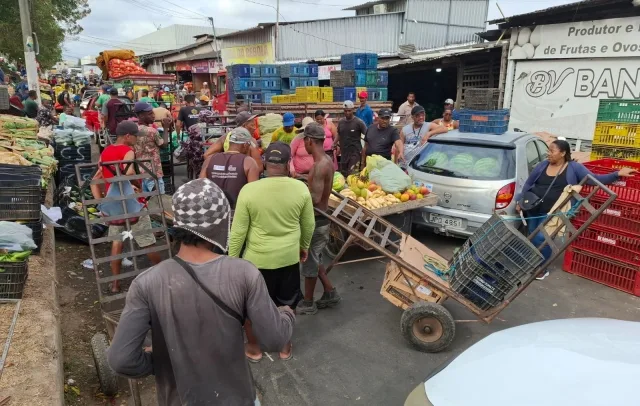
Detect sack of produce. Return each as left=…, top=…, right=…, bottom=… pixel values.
left=0, top=222, right=36, bottom=251
left=63, top=115, right=87, bottom=130
left=366, top=154, right=391, bottom=173
left=71, top=129, right=93, bottom=146
left=258, top=113, right=283, bottom=149
left=370, top=163, right=412, bottom=193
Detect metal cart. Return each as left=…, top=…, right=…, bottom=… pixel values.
left=75, top=159, right=172, bottom=404
left=317, top=175, right=616, bottom=352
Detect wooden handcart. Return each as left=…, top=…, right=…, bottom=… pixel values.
left=317, top=175, right=617, bottom=352
left=75, top=159, right=172, bottom=405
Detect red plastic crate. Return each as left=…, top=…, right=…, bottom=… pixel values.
left=570, top=222, right=640, bottom=266
left=563, top=248, right=640, bottom=296
left=583, top=159, right=640, bottom=202
left=573, top=197, right=640, bottom=237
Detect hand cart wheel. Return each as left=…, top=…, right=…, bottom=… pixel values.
left=325, top=223, right=347, bottom=259
left=90, top=332, right=119, bottom=396
left=400, top=302, right=455, bottom=353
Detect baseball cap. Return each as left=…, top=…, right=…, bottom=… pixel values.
left=378, top=108, right=393, bottom=118
left=134, top=101, right=153, bottom=113
left=343, top=100, right=355, bottom=109
left=200, top=95, right=210, bottom=102
left=282, top=112, right=295, bottom=127
left=303, top=122, right=325, bottom=140
left=115, top=120, right=139, bottom=136
left=411, top=105, right=426, bottom=116
left=444, top=98, right=454, bottom=105
left=359, top=91, right=368, bottom=99
left=172, top=179, right=231, bottom=253
left=299, top=116, right=315, bottom=131
left=264, top=142, right=291, bottom=164
left=228, top=127, right=253, bottom=144
left=109, top=88, right=118, bottom=96
left=234, top=111, right=258, bottom=126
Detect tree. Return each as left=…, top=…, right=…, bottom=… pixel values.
left=0, top=0, right=91, bottom=69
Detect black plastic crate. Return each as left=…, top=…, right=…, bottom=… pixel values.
left=0, top=186, right=41, bottom=221
left=330, top=71, right=355, bottom=87
left=0, top=260, right=29, bottom=299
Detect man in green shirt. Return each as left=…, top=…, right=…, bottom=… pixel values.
left=23, top=90, right=39, bottom=118
left=139, top=88, right=159, bottom=108
left=229, top=141, right=315, bottom=362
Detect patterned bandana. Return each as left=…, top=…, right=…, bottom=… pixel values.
left=172, top=179, right=231, bottom=252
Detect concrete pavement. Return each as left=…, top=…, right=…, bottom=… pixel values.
left=250, top=228, right=640, bottom=406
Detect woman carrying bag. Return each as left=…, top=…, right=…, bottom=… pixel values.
left=515, top=140, right=637, bottom=280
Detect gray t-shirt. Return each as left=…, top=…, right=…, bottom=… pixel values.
left=402, top=122, right=430, bottom=163
left=364, top=125, right=400, bottom=159
left=107, top=255, right=295, bottom=405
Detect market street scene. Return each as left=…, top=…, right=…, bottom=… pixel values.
left=0, top=0, right=640, bottom=405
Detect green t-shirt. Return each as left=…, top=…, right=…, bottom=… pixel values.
left=229, top=177, right=315, bottom=270
left=96, top=93, right=110, bottom=108
left=270, top=126, right=297, bottom=145
left=24, top=99, right=38, bottom=118
left=139, top=96, right=159, bottom=108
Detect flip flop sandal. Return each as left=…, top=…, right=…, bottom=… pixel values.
left=279, top=346, right=293, bottom=361
left=246, top=353, right=263, bottom=363
left=107, top=283, right=121, bottom=294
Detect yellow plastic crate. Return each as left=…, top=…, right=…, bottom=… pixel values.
left=295, top=87, right=320, bottom=103
left=356, top=87, right=367, bottom=96
left=590, top=146, right=640, bottom=162
left=270, top=95, right=281, bottom=104
left=593, top=122, right=640, bottom=148
left=321, top=87, right=333, bottom=102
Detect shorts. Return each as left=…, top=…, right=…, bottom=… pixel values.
left=301, top=221, right=330, bottom=278
left=107, top=215, right=156, bottom=248
left=340, top=149, right=361, bottom=176
left=259, top=263, right=301, bottom=309
left=142, top=178, right=165, bottom=195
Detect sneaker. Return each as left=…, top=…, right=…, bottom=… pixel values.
left=297, top=300, right=318, bottom=315
left=316, top=288, right=342, bottom=309
left=536, top=270, right=550, bottom=281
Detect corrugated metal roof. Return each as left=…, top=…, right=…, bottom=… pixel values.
left=378, top=41, right=503, bottom=69
left=343, top=0, right=396, bottom=11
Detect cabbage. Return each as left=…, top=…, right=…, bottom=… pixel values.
left=332, top=172, right=345, bottom=191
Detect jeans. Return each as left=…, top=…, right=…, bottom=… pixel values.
left=526, top=213, right=552, bottom=262
left=142, top=178, right=165, bottom=194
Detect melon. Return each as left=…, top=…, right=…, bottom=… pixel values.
left=423, top=151, right=448, bottom=168
left=473, top=157, right=500, bottom=177
left=449, top=153, right=475, bottom=175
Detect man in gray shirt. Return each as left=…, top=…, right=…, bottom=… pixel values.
left=107, top=179, right=295, bottom=405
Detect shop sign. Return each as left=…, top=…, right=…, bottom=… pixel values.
left=318, top=64, right=340, bottom=81
left=208, top=60, right=224, bottom=73
left=163, top=62, right=176, bottom=72
left=176, top=61, right=192, bottom=71
left=221, top=42, right=274, bottom=66
left=192, top=61, right=209, bottom=73
left=509, top=16, right=640, bottom=60
left=509, top=58, right=640, bottom=140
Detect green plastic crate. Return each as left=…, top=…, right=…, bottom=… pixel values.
left=365, top=71, right=378, bottom=87
left=597, top=99, right=640, bottom=124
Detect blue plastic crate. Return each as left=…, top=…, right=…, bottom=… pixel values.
left=301, top=78, right=319, bottom=87
left=365, top=53, right=378, bottom=70
left=260, top=64, right=280, bottom=77
left=249, top=65, right=261, bottom=77
left=232, top=78, right=261, bottom=91
left=283, top=77, right=304, bottom=90
left=308, top=64, right=318, bottom=77
left=230, top=64, right=251, bottom=78
left=333, top=87, right=356, bottom=103
left=260, top=77, right=282, bottom=90
left=341, top=53, right=367, bottom=70
left=369, top=87, right=388, bottom=102
left=236, top=92, right=264, bottom=103
left=354, top=71, right=366, bottom=87
left=298, top=64, right=311, bottom=77
left=262, top=91, right=282, bottom=104
left=280, top=64, right=302, bottom=78
left=377, top=71, right=388, bottom=86
left=458, top=109, right=510, bottom=134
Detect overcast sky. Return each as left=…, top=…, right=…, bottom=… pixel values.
left=62, top=0, right=577, bottom=61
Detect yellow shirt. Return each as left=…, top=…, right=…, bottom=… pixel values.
left=271, top=126, right=297, bottom=144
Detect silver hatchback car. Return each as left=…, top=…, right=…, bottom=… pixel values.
left=407, top=130, right=549, bottom=237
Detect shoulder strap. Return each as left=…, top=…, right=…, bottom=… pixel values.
left=540, top=162, right=568, bottom=202
left=173, top=257, right=245, bottom=325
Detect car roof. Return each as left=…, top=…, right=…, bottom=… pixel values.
left=428, top=130, right=532, bottom=147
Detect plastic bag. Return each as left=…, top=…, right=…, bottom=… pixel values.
left=0, top=222, right=37, bottom=251
left=370, top=164, right=412, bottom=193
left=63, top=115, right=87, bottom=130
left=366, top=154, right=391, bottom=173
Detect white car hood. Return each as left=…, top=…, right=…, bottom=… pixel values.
left=425, top=318, right=640, bottom=406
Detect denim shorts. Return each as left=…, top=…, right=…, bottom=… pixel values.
left=142, top=178, right=165, bottom=194
left=301, top=222, right=331, bottom=278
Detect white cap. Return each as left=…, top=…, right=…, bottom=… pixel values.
left=444, top=98, right=454, bottom=104
left=343, top=100, right=355, bottom=109
left=203, top=82, right=208, bottom=85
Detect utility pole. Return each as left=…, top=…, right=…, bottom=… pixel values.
left=274, top=0, right=279, bottom=61
left=18, top=0, right=40, bottom=104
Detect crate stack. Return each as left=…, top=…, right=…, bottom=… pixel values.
left=590, top=100, right=640, bottom=162
left=53, top=128, right=93, bottom=186
left=329, top=53, right=387, bottom=103
left=160, top=147, right=173, bottom=195
left=564, top=158, right=640, bottom=296
left=229, top=63, right=320, bottom=104
left=458, top=109, right=510, bottom=134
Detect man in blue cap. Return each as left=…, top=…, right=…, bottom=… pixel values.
left=134, top=102, right=171, bottom=194
left=271, top=112, right=297, bottom=144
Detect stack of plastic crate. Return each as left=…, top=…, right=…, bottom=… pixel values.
left=337, top=53, right=386, bottom=103
left=458, top=109, right=510, bottom=134
left=564, top=158, right=640, bottom=296
left=295, top=87, right=320, bottom=103
left=280, top=64, right=318, bottom=96
left=591, top=99, right=640, bottom=162
left=54, top=141, right=92, bottom=185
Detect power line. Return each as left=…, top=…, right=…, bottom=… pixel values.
left=159, top=0, right=209, bottom=17
left=284, top=0, right=348, bottom=6
left=118, top=0, right=208, bottom=20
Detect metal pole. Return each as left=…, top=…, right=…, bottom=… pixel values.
left=275, top=0, right=279, bottom=61
left=18, top=0, right=41, bottom=104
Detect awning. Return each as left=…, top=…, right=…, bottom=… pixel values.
left=377, top=42, right=505, bottom=70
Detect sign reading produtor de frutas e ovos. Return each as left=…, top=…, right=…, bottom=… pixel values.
left=509, top=16, right=640, bottom=60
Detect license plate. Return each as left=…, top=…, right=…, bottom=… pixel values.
left=429, top=214, right=463, bottom=229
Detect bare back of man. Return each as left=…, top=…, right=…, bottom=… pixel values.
left=308, top=153, right=334, bottom=212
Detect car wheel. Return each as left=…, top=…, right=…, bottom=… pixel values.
left=400, top=302, right=455, bottom=353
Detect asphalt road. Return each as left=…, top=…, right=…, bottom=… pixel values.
left=248, top=227, right=640, bottom=406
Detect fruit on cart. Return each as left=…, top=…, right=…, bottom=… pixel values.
left=416, top=193, right=424, bottom=199
left=419, top=186, right=429, bottom=195
left=332, top=172, right=345, bottom=191
left=401, top=193, right=409, bottom=202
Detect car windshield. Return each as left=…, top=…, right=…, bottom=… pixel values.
left=410, top=141, right=516, bottom=180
